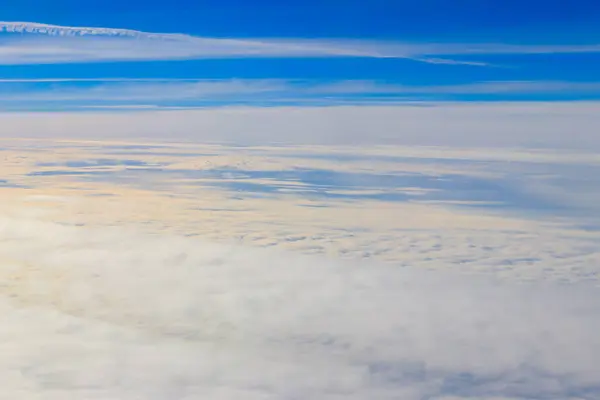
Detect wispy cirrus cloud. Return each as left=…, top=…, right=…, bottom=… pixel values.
left=1, top=79, right=600, bottom=108
left=306, top=80, right=600, bottom=96
left=1, top=21, right=600, bottom=66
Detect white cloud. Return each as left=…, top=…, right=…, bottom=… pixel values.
left=1, top=21, right=600, bottom=65
left=0, top=21, right=469, bottom=65
left=3, top=137, right=600, bottom=269
left=304, top=80, right=600, bottom=96
left=0, top=215, right=598, bottom=399
left=0, top=78, right=206, bottom=82
left=1, top=79, right=291, bottom=102
left=3, top=79, right=600, bottom=106
left=1, top=103, right=599, bottom=150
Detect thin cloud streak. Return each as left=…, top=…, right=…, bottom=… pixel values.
left=0, top=78, right=205, bottom=83
left=1, top=21, right=600, bottom=66
left=2, top=79, right=600, bottom=106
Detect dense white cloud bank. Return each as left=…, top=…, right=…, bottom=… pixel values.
left=0, top=216, right=599, bottom=399
left=1, top=103, right=600, bottom=150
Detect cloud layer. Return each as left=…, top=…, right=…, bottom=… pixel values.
left=2, top=103, right=600, bottom=150
left=0, top=215, right=599, bottom=399
left=3, top=79, right=600, bottom=108
left=2, top=21, right=600, bottom=65
left=3, top=136, right=600, bottom=274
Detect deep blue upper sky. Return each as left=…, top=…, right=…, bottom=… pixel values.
left=1, top=0, right=600, bottom=110
left=5, top=0, right=600, bottom=41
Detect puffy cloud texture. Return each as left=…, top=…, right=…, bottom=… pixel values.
left=0, top=216, right=599, bottom=399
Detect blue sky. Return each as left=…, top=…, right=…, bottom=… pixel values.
left=1, top=0, right=600, bottom=110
